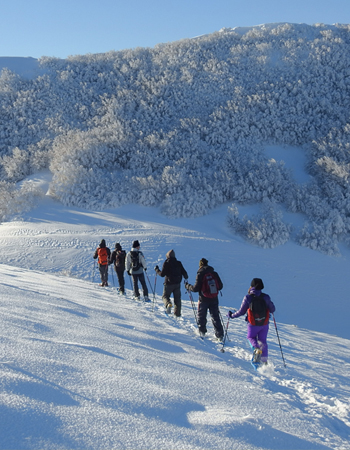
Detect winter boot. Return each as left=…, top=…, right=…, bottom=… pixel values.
left=253, top=348, right=262, bottom=363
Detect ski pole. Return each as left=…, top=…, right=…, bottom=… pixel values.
left=273, top=313, right=286, bottom=368
left=92, top=260, right=96, bottom=282
left=219, top=308, right=230, bottom=342
left=128, top=273, right=133, bottom=289
left=185, top=281, right=198, bottom=325
left=220, top=317, right=231, bottom=353
left=110, top=265, right=115, bottom=287
left=152, top=273, right=157, bottom=312
left=145, top=271, right=155, bottom=297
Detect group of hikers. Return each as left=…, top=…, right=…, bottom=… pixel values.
left=93, top=239, right=276, bottom=365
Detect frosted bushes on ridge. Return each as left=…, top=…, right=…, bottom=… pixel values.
left=297, top=221, right=341, bottom=256
left=0, top=180, right=44, bottom=222
left=1, top=147, right=30, bottom=181
left=227, top=200, right=292, bottom=248
left=1, top=140, right=50, bottom=182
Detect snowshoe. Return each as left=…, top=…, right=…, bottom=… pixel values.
left=251, top=348, right=262, bottom=370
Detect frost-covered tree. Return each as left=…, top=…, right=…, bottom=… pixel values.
left=227, top=200, right=292, bottom=248
left=0, top=180, right=44, bottom=222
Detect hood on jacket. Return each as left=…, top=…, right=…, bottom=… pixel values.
left=166, top=249, right=176, bottom=259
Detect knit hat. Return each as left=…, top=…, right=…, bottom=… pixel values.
left=132, top=240, right=140, bottom=248
left=115, top=243, right=122, bottom=250
left=199, top=258, right=208, bottom=267
left=100, top=239, right=106, bottom=248
left=250, top=278, right=264, bottom=290
left=166, top=249, right=175, bottom=259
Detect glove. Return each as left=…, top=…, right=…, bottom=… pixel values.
left=144, top=268, right=147, bottom=271
left=227, top=311, right=234, bottom=319
left=185, top=282, right=190, bottom=291
left=154, top=265, right=159, bottom=271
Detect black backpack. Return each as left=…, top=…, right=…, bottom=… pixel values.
left=248, top=294, right=268, bottom=326
left=116, top=250, right=126, bottom=269
left=167, top=260, right=183, bottom=284
left=130, top=251, right=141, bottom=271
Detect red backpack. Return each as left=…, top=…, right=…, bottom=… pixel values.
left=247, top=294, right=269, bottom=326
left=201, top=272, right=220, bottom=298
left=97, top=247, right=108, bottom=265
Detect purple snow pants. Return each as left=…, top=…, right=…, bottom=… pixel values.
left=247, top=323, right=269, bottom=361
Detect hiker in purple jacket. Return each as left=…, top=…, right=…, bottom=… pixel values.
left=228, top=278, right=275, bottom=363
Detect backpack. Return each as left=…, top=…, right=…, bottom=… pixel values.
left=167, top=260, right=183, bottom=284
left=130, top=251, right=141, bottom=271
left=97, top=247, right=108, bottom=265
left=201, top=272, right=220, bottom=298
left=116, top=250, right=126, bottom=269
left=248, top=294, right=269, bottom=326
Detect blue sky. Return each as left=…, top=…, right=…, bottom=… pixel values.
left=2, top=0, right=350, bottom=59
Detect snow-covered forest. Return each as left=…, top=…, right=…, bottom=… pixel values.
left=1, top=23, right=350, bottom=255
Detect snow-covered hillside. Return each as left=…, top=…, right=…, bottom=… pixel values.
left=1, top=22, right=350, bottom=255
left=0, top=191, right=349, bottom=449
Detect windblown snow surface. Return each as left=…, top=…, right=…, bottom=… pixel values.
left=0, top=173, right=349, bottom=449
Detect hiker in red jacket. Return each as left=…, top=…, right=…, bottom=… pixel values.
left=93, top=239, right=111, bottom=286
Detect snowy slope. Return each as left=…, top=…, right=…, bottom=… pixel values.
left=0, top=174, right=349, bottom=448
left=0, top=262, right=349, bottom=449
left=1, top=171, right=349, bottom=340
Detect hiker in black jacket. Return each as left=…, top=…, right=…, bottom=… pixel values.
left=109, top=243, right=126, bottom=294
left=155, top=249, right=188, bottom=317
left=185, top=258, right=224, bottom=340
